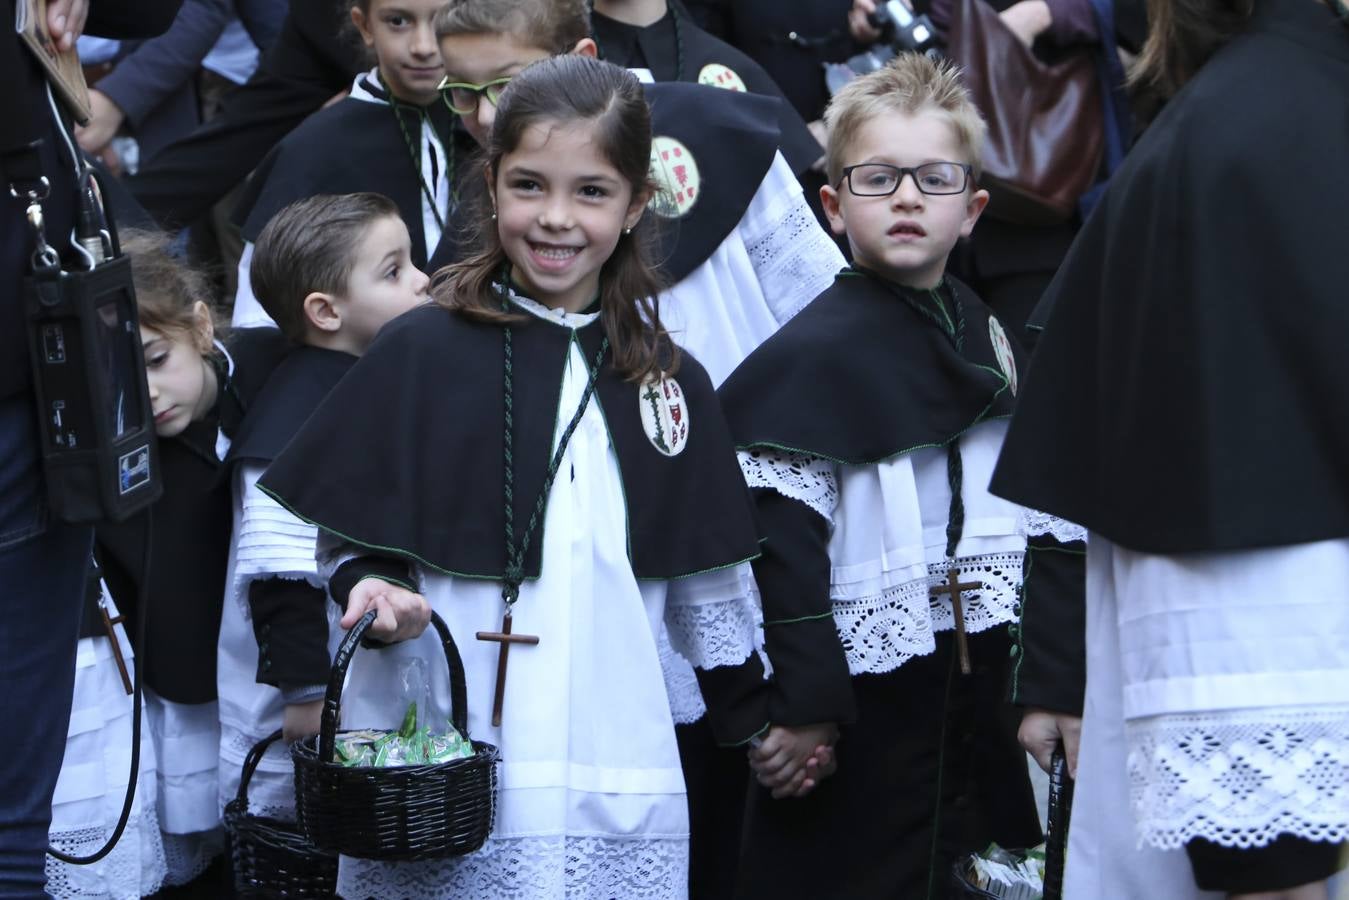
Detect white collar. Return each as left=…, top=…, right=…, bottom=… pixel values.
left=507, top=289, right=601, bottom=328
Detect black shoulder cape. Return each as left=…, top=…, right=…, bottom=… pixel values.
left=592, top=9, right=823, bottom=176
left=643, top=81, right=781, bottom=284
left=258, top=303, right=761, bottom=580
left=96, top=328, right=285, bottom=704
left=227, top=344, right=357, bottom=467
left=991, top=0, right=1349, bottom=554
left=233, top=90, right=471, bottom=268
left=719, top=268, right=1023, bottom=463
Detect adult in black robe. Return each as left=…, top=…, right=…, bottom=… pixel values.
left=991, top=0, right=1349, bottom=892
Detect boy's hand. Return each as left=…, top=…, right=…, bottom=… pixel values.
left=1018, top=707, right=1081, bottom=779
left=46, top=0, right=88, bottom=52
left=283, top=699, right=324, bottom=743
left=342, top=578, right=431, bottom=643
left=749, top=723, right=839, bottom=799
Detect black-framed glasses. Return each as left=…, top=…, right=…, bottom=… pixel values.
left=439, top=76, right=512, bottom=115
left=838, top=162, right=972, bottom=196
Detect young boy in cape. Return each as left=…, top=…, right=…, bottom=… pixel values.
left=216, top=193, right=431, bottom=819
left=718, top=53, right=1084, bottom=898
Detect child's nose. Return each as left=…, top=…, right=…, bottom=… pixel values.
left=414, top=267, right=430, bottom=295
left=475, top=99, right=496, bottom=136
left=538, top=195, right=574, bottom=230
left=411, top=23, right=436, bottom=57
left=892, top=173, right=925, bottom=207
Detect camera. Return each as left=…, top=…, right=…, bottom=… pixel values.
left=824, top=1, right=941, bottom=96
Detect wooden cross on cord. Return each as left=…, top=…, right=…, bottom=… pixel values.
left=476, top=609, right=539, bottom=727
left=99, top=602, right=133, bottom=695
left=930, top=567, right=981, bottom=675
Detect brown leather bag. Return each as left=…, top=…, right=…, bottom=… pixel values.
left=943, top=0, right=1104, bottom=225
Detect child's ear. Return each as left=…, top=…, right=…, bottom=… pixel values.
left=571, top=38, right=599, bottom=59
left=819, top=183, right=847, bottom=237
left=960, top=187, right=990, bottom=238
left=190, top=300, right=215, bottom=353
left=624, top=188, right=650, bottom=231
left=303, top=292, right=343, bottom=333
left=350, top=5, right=373, bottom=47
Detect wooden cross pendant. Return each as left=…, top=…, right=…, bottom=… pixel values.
left=475, top=610, right=540, bottom=727
left=99, top=604, right=133, bottom=695
left=930, top=567, right=982, bottom=676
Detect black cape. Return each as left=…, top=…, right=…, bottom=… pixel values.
left=227, top=344, right=357, bottom=468
left=720, top=268, right=1024, bottom=463
left=592, top=9, right=823, bottom=177
left=991, top=0, right=1349, bottom=554
left=96, top=327, right=287, bottom=704
left=233, top=77, right=473, bottom=270
left=259, top=302, right=761, bottom=581
left=642, top=81, right=781, bottom=284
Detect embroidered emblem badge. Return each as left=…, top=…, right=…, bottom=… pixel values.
left=639, top=375, right=690, bottom=456
left=697, top=63, right=747, bottom=92
left=647, top=136, right=701, bottom=219
left=988, top=316, right=1018, bottom=396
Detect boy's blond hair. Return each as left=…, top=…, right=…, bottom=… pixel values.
left=823, top=53, right=987, bottom=186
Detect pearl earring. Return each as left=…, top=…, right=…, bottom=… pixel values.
left=623, top=226, right=632, bottom=235
left=491, top=211, right=497, bottom=221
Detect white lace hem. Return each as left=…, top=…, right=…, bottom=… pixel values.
left=1127, top=705, right=1349, bottom=850
left=743, top=180, right=844, bottom=325
left=835, top=551, right=1024, bottom=675
left=737, top=448, right=838, bottom=523
left=337, top=834, right=689, bottom=899
left=658, top=626, right=707, bottom=725
left=46, top=814, right=168, bottom=900
left=1020, top=507, right=1087, bottom=545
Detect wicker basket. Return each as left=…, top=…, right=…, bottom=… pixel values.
left=223, top=730, right=338, bottom=897
left=951, top=745, right=1074, bottom=899
left=291, top=609, right=500, bottom=861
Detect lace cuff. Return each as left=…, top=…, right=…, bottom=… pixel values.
left=664, top=566, right=758, bottom=671
left=836, top=551, right=1024, bottom=675
left=1127, top=704, right=1349, bottom=851
left=658, top=627, right=706, bottom=725
left=737, top=449, right=838, bottom=523
left=742, top=158, right=844, bottom=325
left=1020, top=507, right=1087, bottom=545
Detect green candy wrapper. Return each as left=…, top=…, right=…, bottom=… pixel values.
left=333, top=702, right=476, bottom=768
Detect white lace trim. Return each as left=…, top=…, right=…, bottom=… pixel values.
left=658, top=626, right=707, bottom=725
left=159, top=828, right=224, bottom=886
left=743, top=188, right=844, bottom=325
left=46, top=814, right=168, bottom=900
left=737, top=449, right=838, bottom=523
left=834, top=551, right=1024, bottom=675
left=1020, top=507, right=1087, bottom=545
left=1126, top=705, right=1349, bottom=850
left=337, top=835, right=688, bottom=899
left=664, top=593, right=758, bottom=671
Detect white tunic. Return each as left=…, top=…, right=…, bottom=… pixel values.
left=46, top=591, right=167, bottom=900
left=1066, top=536, right=1349, bottom=899
left=737, top=419, right=1032, bottom=675
left=329, top=299, right=761, bottom=899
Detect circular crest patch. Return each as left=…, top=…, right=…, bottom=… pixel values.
left=988, top=316, right=1018, bottom=396
left=698, top=63, right=747, bottom=92
left=647, top=136, right=701, bottom=219
left=639, top=375, right=690, bottom=457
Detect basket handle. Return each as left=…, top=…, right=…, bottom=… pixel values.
left=318, top=608, right=470, bottom=763
left=235, top=729, right=284, bottom=804
left=1043, top=742, right=1075, bottom=900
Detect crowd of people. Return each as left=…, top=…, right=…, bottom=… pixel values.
left=2, top=0, right=1346, bottom=898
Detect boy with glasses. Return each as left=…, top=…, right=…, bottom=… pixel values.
left=718, top=53, right=1084, bottom=898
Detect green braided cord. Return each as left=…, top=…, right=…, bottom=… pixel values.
left=498, top=270, right=610, bottom=604
left=389, top=99, right=448, bottom=232
left=944, top=439, right=965, bottom=561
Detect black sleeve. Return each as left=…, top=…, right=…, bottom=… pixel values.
left=692, top=652, right=772, bottom=748
left=751, top=488, right=857, bottom=727
left=85, top=0, right=184, bottom=39
left=248, top=577, right=331, bottom=688
left=1009, top=535, right=1087, bottom=715
left=328, top=555, right=416, bottom=611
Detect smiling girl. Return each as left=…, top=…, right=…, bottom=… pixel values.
left=92, top=230, right=285, bottom=888
left=228, top=0, right=473, bottom=329
left=259, top=56, right=774, bottom=899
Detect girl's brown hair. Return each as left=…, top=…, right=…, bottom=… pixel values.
left=122, top=228, right=224, bottom=349
left=433, top=54, right=677, bottom=383
left=1130, top=0, right=1254, bottom=125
